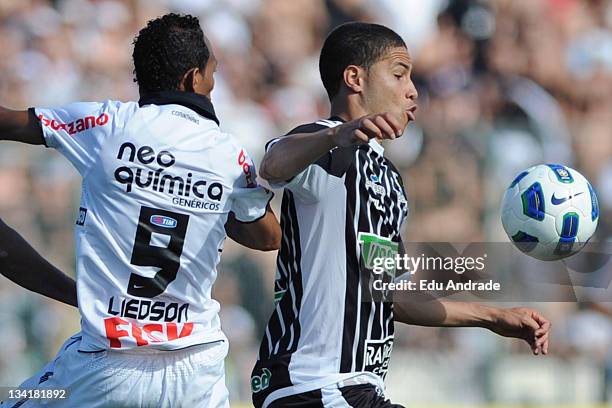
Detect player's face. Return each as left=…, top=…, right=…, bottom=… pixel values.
left=362, top=46, right=418, bottom=131
left=197, top=55, right=217, bottom=97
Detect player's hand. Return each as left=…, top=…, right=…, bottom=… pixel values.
left=489, top=307, right=551, bottom=355
left=330, top=113, right=403, bottom=147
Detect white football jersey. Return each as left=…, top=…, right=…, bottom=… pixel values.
left=34, top=92, right=273, bottom=351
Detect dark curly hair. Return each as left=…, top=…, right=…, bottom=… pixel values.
left=132, top=13, right=210, bottom=94
left=320, top=22, right=406, bottom=99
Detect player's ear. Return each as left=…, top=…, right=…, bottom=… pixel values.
left=179, top=68, right=199, bottom=92
left=343, top=65, right=365, bottom=94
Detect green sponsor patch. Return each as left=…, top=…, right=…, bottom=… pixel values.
left=358, top=232, right=398, bottom=276
left=251, top=368, right=271, bottom=393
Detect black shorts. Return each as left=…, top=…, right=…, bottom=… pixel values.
left=265, top=384, right=405, bottom=408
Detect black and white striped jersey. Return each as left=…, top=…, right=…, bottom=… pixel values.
left=251, top=117, right=409, bottom=408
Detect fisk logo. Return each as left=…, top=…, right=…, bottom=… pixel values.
left=150, top=215, right=177, bottom=228
left=251, top=368, right=271, bottom=393
left=551, top=192, right=584, bottom=205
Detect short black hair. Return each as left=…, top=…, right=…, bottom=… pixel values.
left=132, top=13, right=210, bottom=94
left=319, top=22, right=406, bottom=99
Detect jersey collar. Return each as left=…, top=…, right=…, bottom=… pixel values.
left=139, top=91, right=219, bottom=125
left=328, top=115, right=385, bottom=155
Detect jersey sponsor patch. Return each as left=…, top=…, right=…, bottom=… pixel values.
left=366, top=174, right=386, bottom=196
left=251, top=368, right=272, bottom=393
left=358, top=232, right=399, bottom=277
left=238, top=149, right=257, bottom=188
left=363, top=336, right=393, bottom=380
left=38, top=112, right=109, bottom=136
left=114, top=142, right=225, bottom=209
left=150, top=215, right=178, bottom=228
left=104, top=317, right=194, bottom=348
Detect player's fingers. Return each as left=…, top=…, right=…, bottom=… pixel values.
left=535, top=319, right=550, bottom=336
left=535, top=330, right=548, bottom=345
left=532, top=312, right=551, bottom=330
left=381, top=112, right=404, bottom=136
left=535, top=324, right=550, bottom=337
left=536, top=338, right=548, bottom=356
left=372, top=115, right=397, bottom=140
left=527, top=337, right=539, bottom=355
left=353, top=129, right=370, bottom=144
left=536, top=329, right=549, bottom=343
left=533, top=325, right=551, bottom=356
left=360, top=117, right=388, bottom=140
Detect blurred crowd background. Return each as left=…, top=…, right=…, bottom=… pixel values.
left=0, top=0, right=611, bottom=406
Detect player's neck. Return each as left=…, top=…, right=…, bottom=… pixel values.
left=329, top=96, right=368, bottom=122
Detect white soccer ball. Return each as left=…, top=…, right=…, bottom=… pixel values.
left=501, top=164, right=599, bottom=261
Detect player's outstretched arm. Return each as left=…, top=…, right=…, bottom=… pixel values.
left=225, top=205, right=281, bottom=251
left=260, top=113, right=402, bottom=184
left=393, top=294, right=550, bottom=355
left=0, top=107, right=45, bottom=145
left=0, top=219, right=77, bottom=307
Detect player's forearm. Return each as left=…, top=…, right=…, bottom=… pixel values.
left=0, top=107, right=44, bottom=145
left=225, top=206, right=281, bottom=251
left=393, top=296, right=498, bottom=328
left=0, top=107, right=25, bottom=137
left=433, top=301, right=499, bottom=328
left=0, top=219, right=78, bottom=307
left=259, top=128, right=337, bottom=184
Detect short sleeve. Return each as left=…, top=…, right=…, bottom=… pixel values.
left=33, top=101, right=114, bottom=176
left=230, top=146, right=274, bottom=223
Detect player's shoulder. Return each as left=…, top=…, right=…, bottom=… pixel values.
left=102, top=99, right=139, bottom=111
left=215, top=131, right=246, bottom=154
left=57, top=100, right=138, bottom=125
left=58, top=99, right=137, bottom=113
left=209, top=131, right=256, bottom=175
left=286, top=118, right=344, bottom=136
left=82, top=100, right=138, bottom=131
left=95, top=99, right=138, bottom=117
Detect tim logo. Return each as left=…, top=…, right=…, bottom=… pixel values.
left=76, top=207, right=87, bottom=226
left=363, top=336, right=394, bottom=380
left=150, top=215, right=177, bottom=229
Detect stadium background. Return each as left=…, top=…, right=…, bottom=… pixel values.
left=0, top=0, right=611, bottom=406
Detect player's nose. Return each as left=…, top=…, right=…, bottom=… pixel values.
left=406, top=80, right=418, bottom=101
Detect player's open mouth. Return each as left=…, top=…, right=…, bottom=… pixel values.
left=406, top=105, right=418, bottom=122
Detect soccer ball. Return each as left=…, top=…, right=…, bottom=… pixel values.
left=501, top=164, right=599, bottom=261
